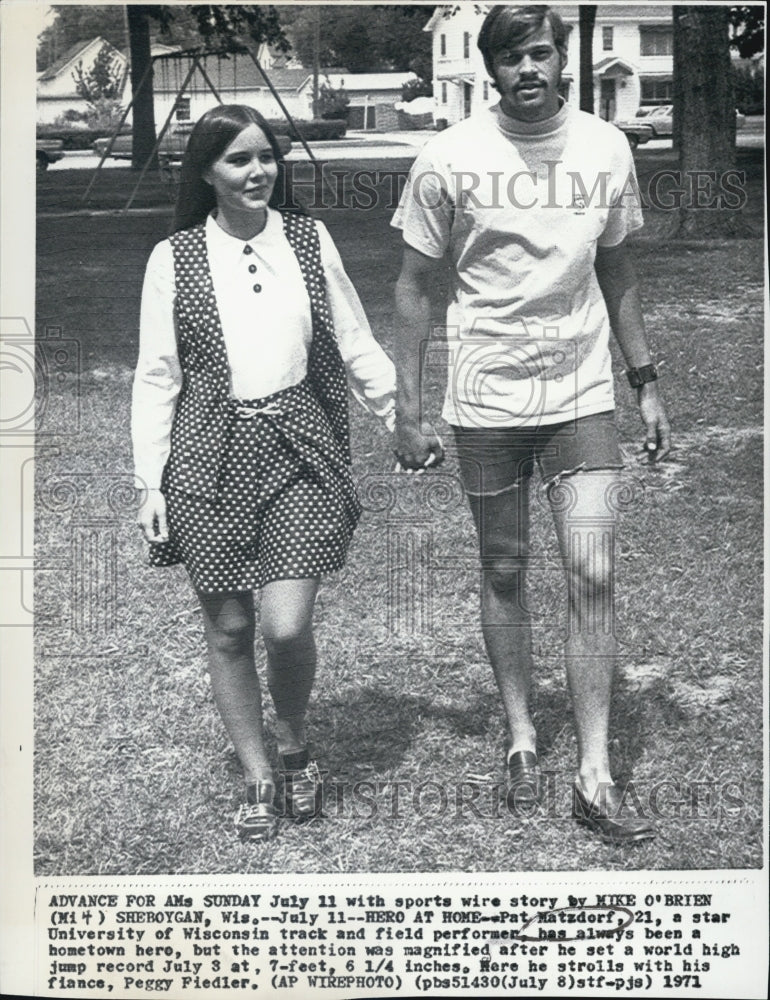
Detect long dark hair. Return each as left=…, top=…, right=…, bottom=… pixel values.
left=172, top=104, right=303, bottom=232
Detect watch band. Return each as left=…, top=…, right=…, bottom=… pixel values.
left=626, top=363, right=658, bottom=388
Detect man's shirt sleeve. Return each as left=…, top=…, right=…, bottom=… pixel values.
left=391, top=145, right=453, bottom=259
left=597, top=136, right=645, bottom=248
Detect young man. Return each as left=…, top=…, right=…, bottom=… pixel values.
left=392, top=5, right=670, bottom=843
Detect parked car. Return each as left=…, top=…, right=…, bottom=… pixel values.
left=619, top=104, right=747, bottom=148
left=93, top=122, right=292, bottom=163
left=616, top=104, right=674, bottom=147
left=36, top=138, right=65, bottom=171
left=613, top=118, right=654, bottom=149
left=641, top=104, right=674, bottom=137
left=92, top=122, right=195, bottom=163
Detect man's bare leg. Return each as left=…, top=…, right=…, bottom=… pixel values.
left=548, top=470, right=618, bottom=798
left=467, top=480, right=537, bottom=756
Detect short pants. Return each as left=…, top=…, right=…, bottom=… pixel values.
left=451, top=410, right=623, bottom=497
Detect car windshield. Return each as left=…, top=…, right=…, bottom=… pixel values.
left=650, top=106, right=672, bottom=116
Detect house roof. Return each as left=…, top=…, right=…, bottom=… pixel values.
left=424, top=7, right=479, bottom=32
left=151, top=54, right=290, bottom=93
left=153, top=54, right=357, bottom=94
left=593, top=56, right=635, bottom=76
left=38, top=37, right=103, bottom=82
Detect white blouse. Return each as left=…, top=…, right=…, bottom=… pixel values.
left=133, top=210, right=396, bottom=489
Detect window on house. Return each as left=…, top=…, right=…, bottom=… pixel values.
left=483, top=80, right=489, bottom=101
left=640, top=27, right=673, bottom=56
left=441, top=82, right=447, bottom=104
left=602, top=27, right=613, bottom=51
left=463, top=32, right=470, bottom=59
left=440, top=34, right=446, bottom=57
left=175, top=96, right=190, bottom=120
left=640, top=78, right=673, bottom=104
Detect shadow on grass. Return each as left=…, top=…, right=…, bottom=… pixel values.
left=305, top=671, right=685, bottom=789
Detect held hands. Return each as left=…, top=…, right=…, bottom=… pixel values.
left=638, top=384, right=671, bottom=463
left=393, top=415, right=445, bottom=473
left=137, top=488, right=169, bottom=543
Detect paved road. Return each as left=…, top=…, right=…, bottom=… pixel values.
left=47, top=118, right=764, bottom=171
left=47, top=130, right=433, bottom=171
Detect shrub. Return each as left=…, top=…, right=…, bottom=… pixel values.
left=318, top=77, right=350, bottom=120
left=401, top=77, right=433, bottom=102
left=264, top=118, right=347, bottom=141
left=54, top=98, right=126, bottom=131
left=35, top=116, right=347, bottom=154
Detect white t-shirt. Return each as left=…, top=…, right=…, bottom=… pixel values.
left=133, top=210, right=395, bottom=489
left=392, top=103, right=644, bottom=428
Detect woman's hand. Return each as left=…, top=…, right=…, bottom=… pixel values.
left=137, top=488, right=169, bottom=543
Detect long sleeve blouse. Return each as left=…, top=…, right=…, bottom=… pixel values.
left=132, top=210, right=396, bottom=489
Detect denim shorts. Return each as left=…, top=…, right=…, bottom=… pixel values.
left=451, top=410, right=623, bottom=497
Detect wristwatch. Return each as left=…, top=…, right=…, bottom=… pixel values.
left=626, top=363, right=658, bottom=388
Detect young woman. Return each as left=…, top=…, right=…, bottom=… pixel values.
left=133, top=105, right=395, bottom=841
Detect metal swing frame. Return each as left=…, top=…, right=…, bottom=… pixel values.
left=82, top=46, right=327, bottom=210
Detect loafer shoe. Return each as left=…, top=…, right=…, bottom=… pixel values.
left=235, top=780, right=278, bottom=842
left=573, top=782, right=655, bottom=845
left=504, top=750, right=542, bottom=815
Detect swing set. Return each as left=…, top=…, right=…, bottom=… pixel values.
left=82, top=46, right=324, bottom=210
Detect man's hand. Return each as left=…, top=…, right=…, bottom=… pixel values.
left=394, top=415, right=444, bottom=471
left=638, top=384, right=671, bottom=463
left=137, top=488, right=169, bottom=543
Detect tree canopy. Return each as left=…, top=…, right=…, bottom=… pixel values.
left=280, top=5, right=433, bottom=79
left=37, top=5, right=127, bottom=71
left=37, top=3, right=291, bottom=71
left=728, top=5, right=765, bottom=57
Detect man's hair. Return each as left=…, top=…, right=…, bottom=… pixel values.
left=477, top=5, right=568, bottom=78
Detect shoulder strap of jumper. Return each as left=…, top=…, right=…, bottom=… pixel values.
left=281, top=211, right=351, bottom=463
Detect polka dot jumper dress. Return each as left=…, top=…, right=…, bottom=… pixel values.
left=148, top=211, right=362, bottom=593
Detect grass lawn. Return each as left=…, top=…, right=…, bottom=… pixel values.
left=34, top=150, right=764, bottom=874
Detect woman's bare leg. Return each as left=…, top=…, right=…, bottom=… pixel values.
left=197, top=588, right=271, bottom=784
left=260, top=578, right=320, bottom=755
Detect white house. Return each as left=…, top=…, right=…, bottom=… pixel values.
left=152, top=51, right=414, bottom=131
left=37, top=39, right=183, bottom=124
left=427, top=4, right=674, bottom=125
left=36, top=37, right=128, bottom=123
left=38, top=35, right=418, bottom=133
left=152, top=55, right=311, bottom=125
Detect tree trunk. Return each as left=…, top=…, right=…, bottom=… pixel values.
left=127, top=5, right=157, bottom=171
left=312, top=6, right=320, bottom=119
left=579, top=6, right=597, bottom=113
left=673, top=6, right=740, bottom=236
